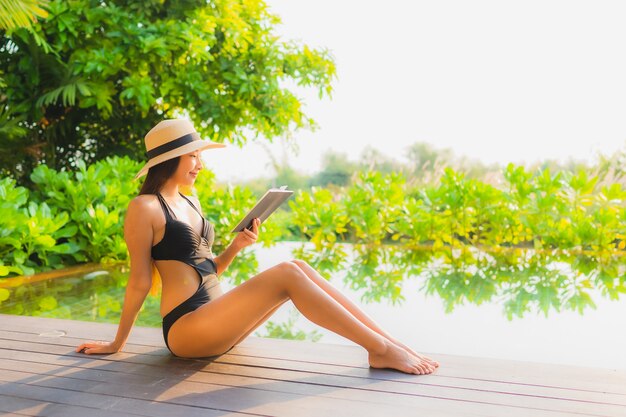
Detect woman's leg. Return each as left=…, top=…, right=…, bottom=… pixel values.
left=291, top=259, right=439, bottom=368
left=167, top=261, right=435, bottom=375
left=229, top=299, right=288, bottom=347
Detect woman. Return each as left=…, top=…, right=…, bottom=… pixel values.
left=76, top=119, right=439, bottom=375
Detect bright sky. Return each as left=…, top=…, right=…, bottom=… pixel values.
left=205, top=0, right=626, bottom=184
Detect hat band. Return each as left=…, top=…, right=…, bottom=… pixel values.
left=146, top=132, right=200, bottom=159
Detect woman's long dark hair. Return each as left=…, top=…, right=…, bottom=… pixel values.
left=135, top=155, right=196, bottom=294
left=137, top=156, right=197, bottom=197
left=138, top=157, right=181, bottom=196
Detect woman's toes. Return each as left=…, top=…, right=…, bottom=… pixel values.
left=423, top=356, right=437, bottom=365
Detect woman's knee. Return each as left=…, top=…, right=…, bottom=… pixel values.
left=279, top=260, right=305, bottom=276
left=290, top=259, right=310, bottom=271
left=276, top=261, right=309, bottom=288
left=290, top=259, right=317, bottom=282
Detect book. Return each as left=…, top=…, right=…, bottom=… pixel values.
left=230, top=185, right=294, bottom=233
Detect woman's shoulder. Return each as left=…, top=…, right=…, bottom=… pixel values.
left=124, top=194, right=163, bottom=239
left=129, top=193, right=159, bottom=207
left=123, top=195, right=159, bottom=258
left=127, top=194, right=161, bottom=219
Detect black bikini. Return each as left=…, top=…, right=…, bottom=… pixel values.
left=151, top=192, right=222, bottom=354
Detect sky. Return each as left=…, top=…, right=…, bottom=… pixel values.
left=204, top=0, right=626, bottom=184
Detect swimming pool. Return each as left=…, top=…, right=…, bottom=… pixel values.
left=1, top=242, right=624, bottom=371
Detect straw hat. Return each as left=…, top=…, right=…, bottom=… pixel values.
left=134, top=119, right=227, bottom=180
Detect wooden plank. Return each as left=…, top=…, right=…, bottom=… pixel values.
left=2, top=364, right=602, bottom=416
left=0, top=383, right=257, bottom=417
left=2, top=317, right=625, bottom=398
left=2, top=314, right=625, bottom=417
left=2, top=330, right=625, bottom=410
left=2, top=328, right=625, bottom=402
left=0, top=394, right=147, bottom=417
left=2, top=314, right=624, bottom=396
left=1, top=368, right=490, bottom=417
left=1, top=343, right=623, bottom=417
left=227, top=339, right=626, bottom=394
left=3, top=313, right=624, bottom=383
left=0, top=314, right=163, bottom=345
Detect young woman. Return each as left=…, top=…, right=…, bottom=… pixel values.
left=76, top=119, right=439, bottom=375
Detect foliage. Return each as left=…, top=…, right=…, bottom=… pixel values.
left=28, top=156, right=138, bottom=264
left=287, top=164, right=626, bottom=317
left=0, top=0, right=336, bottom=185
left=309, top=150, right=358, bottom=188
left=197, top=171, right=296, bottom=285
left=0, top=0, right=49, bottom=31
left=1, top=156, right=626, bottom=319
left=0, top=264, right=323, bottom=343
left=0, top=176, right=77, bottom=276
left=290, top=186, right=350, bottom=276
left=0, top=154, right=294, bottom=288
left=254, top=307, right=323, bottom=342
left=0, top=266, right=161, bottom=326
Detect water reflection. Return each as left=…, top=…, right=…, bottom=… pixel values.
left=0, top=245, right=624, bottom=323
left=339, top=244, right=625, bottom=319
left=0, top=265, right=162, bottom=327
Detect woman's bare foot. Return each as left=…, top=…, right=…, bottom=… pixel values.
left=388, top=337, right=440, bottom=368
left=368, top=339, right=436, bottom=375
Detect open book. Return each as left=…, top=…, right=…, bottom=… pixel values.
left=230, top=185, right=294, bottom=233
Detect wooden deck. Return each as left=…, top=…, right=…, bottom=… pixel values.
left=0, top=314, right=624, bottom=417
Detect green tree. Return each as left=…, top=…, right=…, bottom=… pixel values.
left=0, top=0, right=49, bottom=30
left=310, top=150, right=356, bottom=187
left=405, top=142, right=452, bottom=174
left=358, top=146, right=406, bottom=175
left=0, top=0, right=336, bottom=185
left=256, top=137, right=309, bottom=191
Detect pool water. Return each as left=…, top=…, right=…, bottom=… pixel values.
left=1, top=242, right=624, bottom=371
left=0, top=268, right=163, bottom=328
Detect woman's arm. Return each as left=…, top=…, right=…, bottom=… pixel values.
left=190, top=194, right=258, bottom=278
left=213, top=218, right=261, bottom=277
left=212, top=243, right=241, bottom=277
left=76, top=197, right=154, bottom=354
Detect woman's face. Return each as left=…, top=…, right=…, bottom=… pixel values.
left=173, top=149, right=204, bottom=185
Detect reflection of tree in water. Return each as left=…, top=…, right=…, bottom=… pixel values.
left=1, top=246, right=624, bottom=329
left=0, top=266, right=163, bottom=327
left=345, top=242, right=625, bottom=320
left=0, top=265, right=324, bottom=341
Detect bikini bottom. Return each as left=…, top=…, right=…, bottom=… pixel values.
left=162, top=274, right=222, bottom=355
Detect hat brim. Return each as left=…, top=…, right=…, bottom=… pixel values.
left=133, top=140, right=226, bottom=181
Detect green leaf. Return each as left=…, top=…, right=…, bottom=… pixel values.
left=38, top=295, right=58, bottom=310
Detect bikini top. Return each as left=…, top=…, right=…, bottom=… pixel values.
left=151, top=192, right=217, bottom=278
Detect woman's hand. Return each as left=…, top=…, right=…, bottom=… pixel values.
left=75, top=340, right=122, bottom=355
left=232, top=217, right=260, bottom=251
